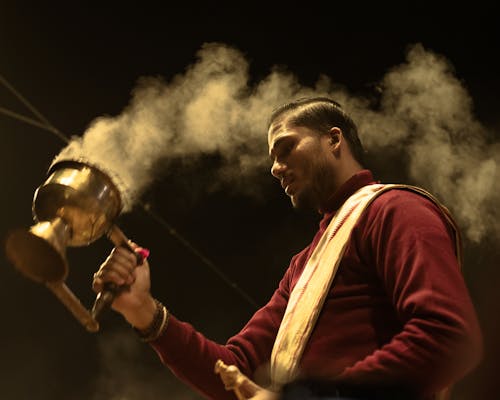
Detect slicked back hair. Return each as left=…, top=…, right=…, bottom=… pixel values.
left=268, top=97, right=366, bottom=166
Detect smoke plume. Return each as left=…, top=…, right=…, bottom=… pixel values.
left=344, top=43, right=499, bottom=242
left=53, top=42, right=316, bottom=210
left=92, top=328, right=201, bottom=400
left=54, top=42, right=499, bottom=243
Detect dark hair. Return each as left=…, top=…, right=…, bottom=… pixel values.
left=268, top=97, right=365, bottom=166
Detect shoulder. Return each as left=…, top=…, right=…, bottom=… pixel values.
left=361, top=186, right=456, bottom=236
left=369, top=186, right=445, bottom=216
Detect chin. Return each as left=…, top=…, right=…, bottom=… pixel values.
left=290, top=193, right=312, bottom=210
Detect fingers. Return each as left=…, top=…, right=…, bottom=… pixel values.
left=92, top=247, right=138, bottom=293
left=128, top=241, right=150, bottom=265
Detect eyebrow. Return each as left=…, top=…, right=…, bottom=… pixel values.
left=269, top=122, right=282, bottom=136
left=269, top=135, right=291, bottom=159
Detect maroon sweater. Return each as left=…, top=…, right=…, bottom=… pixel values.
left=150, top=170, right=483, bottom=399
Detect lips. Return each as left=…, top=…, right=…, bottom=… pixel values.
left=281, top=177, right=295, bottom=195
left=281, top=177, right=292, bottom=190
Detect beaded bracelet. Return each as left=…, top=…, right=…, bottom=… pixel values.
left=134, top=299, right=169, bottom=342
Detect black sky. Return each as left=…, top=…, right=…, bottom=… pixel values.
left=0, top=3, right=499, bottom=400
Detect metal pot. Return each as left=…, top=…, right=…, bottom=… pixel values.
left=5, top=159, right=129, bottom=332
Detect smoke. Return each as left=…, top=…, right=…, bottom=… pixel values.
left=345, top=44, right=499, bottom=242
left=53, top=42, right=319, bottom=210
left=92, top=328, right=201, bottom=400
left=54, top=42, right=499, bottom=243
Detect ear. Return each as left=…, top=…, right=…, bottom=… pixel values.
left=328, top=127, right=342, bottom=152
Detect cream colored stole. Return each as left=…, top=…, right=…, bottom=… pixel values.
left=269, top=183, right=461, bottom=391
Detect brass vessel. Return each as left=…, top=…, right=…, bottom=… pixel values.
left=5, top=159, right=133, bottom=332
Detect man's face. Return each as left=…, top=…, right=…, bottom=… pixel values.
left=268, top=123, right=336, bottom=210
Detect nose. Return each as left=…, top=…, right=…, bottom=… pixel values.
left=271, top=159, right=285, bottom=179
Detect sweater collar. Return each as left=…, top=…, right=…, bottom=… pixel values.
left=320, top=169, right=377, bottom=215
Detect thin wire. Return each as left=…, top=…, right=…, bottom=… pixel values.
left=0, top=106, right=69, bottom=143
left=0, top=73, right=69, bottom=144
left=141, top=202, right=259, bottom=309
left=0, top=72, right=259, bottom=310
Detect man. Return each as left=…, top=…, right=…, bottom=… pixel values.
left=92, top=97, right=482, bottom=399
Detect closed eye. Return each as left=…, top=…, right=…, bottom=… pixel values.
left=270, top=137, right=295, bottom=161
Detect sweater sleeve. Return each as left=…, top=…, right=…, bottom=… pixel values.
left=147, top=257, right=297, bottom=399
left=335, top=190, right=483, bottom=395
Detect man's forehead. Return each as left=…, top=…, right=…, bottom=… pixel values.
left=267, top=121, right=287, bottom=146
left=268, top=123, right=310, bottom=157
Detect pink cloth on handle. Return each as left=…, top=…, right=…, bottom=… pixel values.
left=136, top=247, right=150, bottom=260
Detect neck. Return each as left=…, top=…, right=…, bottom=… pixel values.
left=317, top=161, right=364, bottom=213
left=332, top=154, right=364, bottom=194
left=337, top=162, right=364, bottom=189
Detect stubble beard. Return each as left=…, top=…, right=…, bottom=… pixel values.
left=290, top=156, right=333, bottom=211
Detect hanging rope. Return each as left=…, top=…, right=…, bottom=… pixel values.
left=0, top=72, right=259, bottom=310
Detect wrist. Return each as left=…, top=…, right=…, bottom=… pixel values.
left=122, top=295, right=157, bottom=330
left=133, top=298, right=169, bottom=342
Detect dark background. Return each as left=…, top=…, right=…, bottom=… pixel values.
left=0, top=3, right=498, bottom=400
